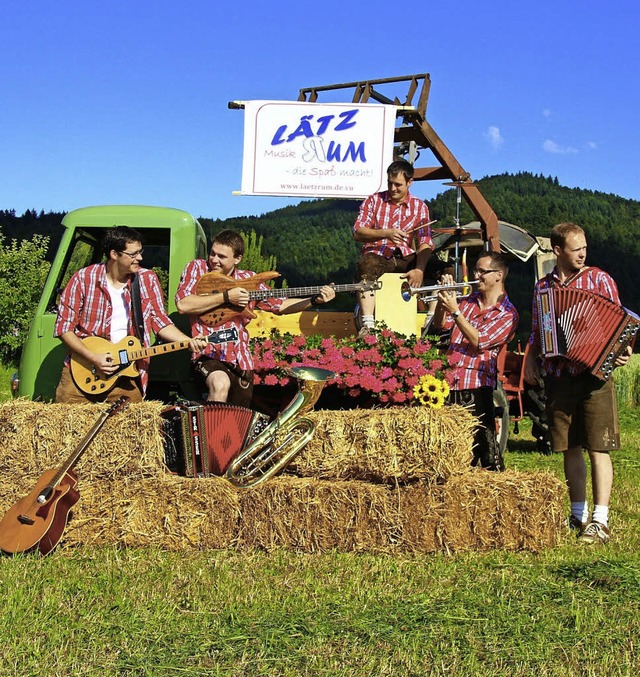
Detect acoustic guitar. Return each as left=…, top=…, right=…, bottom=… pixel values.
left=0, top=397, right=128, bottom=556
left=194, top=271, right=382, bottom=327
left=70, top=327, right=239, bottom=395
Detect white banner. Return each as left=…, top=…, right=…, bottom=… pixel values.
left=240, top=101, right=397, bottom=198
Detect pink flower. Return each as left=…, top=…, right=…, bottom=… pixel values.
left=398, top=357, right=423, bottom=371
left=250, top=327, right=452, bottom=407
left=414, top=340, right=431, bottom=354
left=379, top=366, right=393, bottom=380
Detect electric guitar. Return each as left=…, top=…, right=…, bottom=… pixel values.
left=194, top=271, right=382, bottom=327
left=0, top=397, right=128, bottom=556
left=70, top=327, right=239, bottom=396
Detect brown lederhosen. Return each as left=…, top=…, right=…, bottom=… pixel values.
left=194, top=356, right=254, bottom=408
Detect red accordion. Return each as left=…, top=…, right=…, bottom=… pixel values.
left=537, top=286, right=639, bottom=380
left=161, top=402, right=270, bottom=477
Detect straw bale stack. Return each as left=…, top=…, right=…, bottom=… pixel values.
left=290, top=406, right=475, bottom=484
left=0, top=400, right=566, bottom=554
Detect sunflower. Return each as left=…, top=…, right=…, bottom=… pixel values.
left=413, top=375, right=450, bottom=408
left=428, top=392, right=446, bottom=409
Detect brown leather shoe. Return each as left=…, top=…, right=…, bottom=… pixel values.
left=578, top=521, right=610, bottom=544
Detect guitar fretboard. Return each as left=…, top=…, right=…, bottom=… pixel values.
left=128, top=340, right=191, bottom=361
left=248, top=283, right=364, bottom=302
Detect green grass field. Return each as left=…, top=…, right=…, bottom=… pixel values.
left=0, top=361, right=639, bottom=675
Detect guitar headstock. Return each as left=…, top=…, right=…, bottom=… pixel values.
left=360, top=280, right=383, bottom=292
left=107, top=396, right=129, bottom=416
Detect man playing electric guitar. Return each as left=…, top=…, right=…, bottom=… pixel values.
left=175, top=229, right=336, bottom=406
left=55, top=226, right=209, bottom=403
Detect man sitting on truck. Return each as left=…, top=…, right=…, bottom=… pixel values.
left=175, top=229, right=335, bottom=407
left=352, top=159, right=434, bottom=337
left=54, top=226, right=207, bottom=403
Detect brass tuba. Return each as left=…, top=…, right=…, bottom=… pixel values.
left=225, top=366, right=334, bottom=488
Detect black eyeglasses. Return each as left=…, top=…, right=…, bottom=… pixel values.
left=474, top=268, right=499, bottom=276
left=119, top=250, right=143, bottom=259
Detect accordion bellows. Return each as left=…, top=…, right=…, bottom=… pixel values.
left=161, top=403, right=269, bottom=477
left=537, top=286, right=640, bottom=379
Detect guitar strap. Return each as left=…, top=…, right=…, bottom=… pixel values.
left=130, top=274, right=146, bottom=344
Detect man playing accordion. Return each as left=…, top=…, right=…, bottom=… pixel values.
left=524, top=222, right=632, bottom=545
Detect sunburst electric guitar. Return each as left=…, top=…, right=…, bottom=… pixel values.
left=0, top=397, right=128, bottom=556
left=193, top=271, right=382, bottom=327
left=70, top=327, right=239, bottom=396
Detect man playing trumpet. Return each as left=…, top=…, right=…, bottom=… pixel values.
left=432, top=252, right=519, bottom=470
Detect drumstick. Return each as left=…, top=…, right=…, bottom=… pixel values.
left=405, top=219, right=438, bottom=234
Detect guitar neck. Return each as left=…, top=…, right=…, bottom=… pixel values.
left=248, top=283, right=363, bottom=302
left=126, top=339, right=192, bottom=362
left=50, top=406, right=116, bottom=487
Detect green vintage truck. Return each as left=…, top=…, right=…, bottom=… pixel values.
left=14, top=205, right=209, bottom=402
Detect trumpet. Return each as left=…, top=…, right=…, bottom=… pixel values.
left=401, top=280, right=479, bottom=302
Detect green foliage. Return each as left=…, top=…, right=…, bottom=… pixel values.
left=151, top=266, right=169, bottom=301
left=0, top=231, right=50, bottom=363
left=240, top=230, right=277, bottom=273
left=614, top=353, right=640, bottom=409
left=239, top=229, right=288, bottom=287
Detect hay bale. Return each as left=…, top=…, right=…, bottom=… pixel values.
left=400, top=470, right=566, bottom=554
left=288, top=406, right=475, bottom=484
left=0, top=400, right=566, bottom=555
left=235, top=476, right=401, bottom=553
left=62, top=475, right=242, bottom=551
left=0, top=400, right=168, bottom=493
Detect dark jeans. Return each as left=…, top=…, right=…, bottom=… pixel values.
left=450, top=387, right=504, bottom=471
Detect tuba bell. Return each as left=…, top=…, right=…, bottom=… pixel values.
left=225, top=366, right=334, bottom=488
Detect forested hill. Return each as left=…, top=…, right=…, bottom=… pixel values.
left=2, top=172, right=640, bottom=311
left=202, top=172, right=640, bottom=312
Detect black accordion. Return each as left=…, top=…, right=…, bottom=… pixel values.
left=161, top=402, right=270, bottom=477
left=537, top=286, right=639, bottom=380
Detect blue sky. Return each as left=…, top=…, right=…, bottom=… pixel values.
left=2, top=1, right=639, bottom=221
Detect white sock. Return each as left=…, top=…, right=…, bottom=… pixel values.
left=592, top=504, right=609, bottom=527
left=571, top=501, right=589, bottom=523
left=361, top=314, right=375, bottom=328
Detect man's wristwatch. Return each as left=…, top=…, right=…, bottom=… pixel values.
left=451, top=310, right=461, bottom=320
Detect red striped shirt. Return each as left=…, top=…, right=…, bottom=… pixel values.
left=353, top=191, right=433, bottom=258
left=175, top=260, right=284, bottom=371
left=445, top=292, right=519, bottom=390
